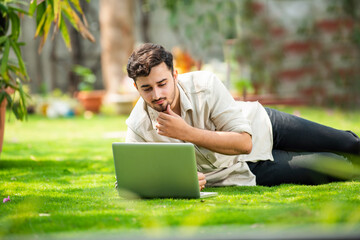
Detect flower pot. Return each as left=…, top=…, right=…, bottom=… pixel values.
left=0, top=88, right=13, bottom=155
left=76, top=90, right=105, bottom=114
left=0, top=97, right=7, bottom=154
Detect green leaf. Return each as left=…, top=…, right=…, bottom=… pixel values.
left=61, top=1, right=79, bottom=31
left=0, top=91, right=5, bottom=106
left=17, top=80, right=28, bottom=120
left=0, top=38, right=10, bottom=80
left=8, top=6, right=28, bottom=15
left=69, top=0, right=83, bottom=15
left=58, top=1, right=62, bottom=29
left=61, top=0, right=95, bottom=42
left=9, top=11, right=21, bottom=41
left=7, top=0, right=28, bottom=7
left=38, top=3, right=54, bottom=51
left=36, top=1, right=46, bottom=26
left=29, top=0, right=37, bottom=15
left=59, top=16, right=71, bottom=50
left=7, top=61, right=25, bottom=80
left=0, top=3, right=9, bottom=14
left=4, top=90, right=13, bottom=108
left=54, top=0, right=61, bottom=27
left=12, top=104, right=20, bottom=119
left=35, top=3, right=50, bottom=37
left=0, top=36, right=7, bottom=45
left=4, top=81, right=19, bottom=91
left=9, top=39, right=28, bottom=80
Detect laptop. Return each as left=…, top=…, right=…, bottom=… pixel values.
left=112, top=142, right=218, bottom=199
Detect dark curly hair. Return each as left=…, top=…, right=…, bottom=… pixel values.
left=127, top=43, right=174, bottom=81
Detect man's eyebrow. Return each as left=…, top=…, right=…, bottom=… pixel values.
left=140, top=78, right=167, bottom=88
left=157, top=78, right=167, bottom=84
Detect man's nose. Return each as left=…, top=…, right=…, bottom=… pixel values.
left=153, top=87, right=160, bottom=99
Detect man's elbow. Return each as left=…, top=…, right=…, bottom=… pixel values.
left=245, top=133, right=253, bottom=154
left=243, top=140, right=252, bottom=154
left=235, top=133, right=252, bottom=155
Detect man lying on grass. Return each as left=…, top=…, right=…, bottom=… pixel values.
left=123, top=43, right=360, bottom=190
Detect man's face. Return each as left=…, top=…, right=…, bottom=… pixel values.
left=135, top=62, right=179, bottom=112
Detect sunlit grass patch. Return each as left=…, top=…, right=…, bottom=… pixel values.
left=1, top=108, right=360, bottom=237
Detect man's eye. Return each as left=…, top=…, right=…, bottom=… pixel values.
left=144, top=88, right=151, bottom=92
left=159, top=83, right=166, bottom=87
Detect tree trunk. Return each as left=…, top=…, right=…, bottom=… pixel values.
left=50, top=35, right=58, bottom=91
left=140, top=0, right=150, bottom=42
left=100, top=0, right=135, bottom=101
left=68, top=28, right=84, bottom=94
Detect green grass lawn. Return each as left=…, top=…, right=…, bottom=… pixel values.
left=1, top=106, right=360, bottom=238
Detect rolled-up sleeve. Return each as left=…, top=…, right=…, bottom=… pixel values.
left=208, top=74, right=253, bottom=135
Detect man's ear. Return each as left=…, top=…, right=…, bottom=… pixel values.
left=173, top=69, right=178, bottom=83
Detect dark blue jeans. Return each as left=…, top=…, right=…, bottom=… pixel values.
left=247, top=108, right=360, bottom=186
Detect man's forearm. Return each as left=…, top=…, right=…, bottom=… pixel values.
left=182, top=126, right=252, bottom=155
left=156, top=108, right=252, bottom=155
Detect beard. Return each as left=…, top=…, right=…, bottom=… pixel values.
left=151, top=99, right=169, bottom=112
left=151, top=97, right=174, bottom=112
left=150, top=80, right=177, bottom=112
left=160, top=103, right=169, bottom=112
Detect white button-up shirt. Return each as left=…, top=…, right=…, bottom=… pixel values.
left=126, top=71, right=273, bottom=186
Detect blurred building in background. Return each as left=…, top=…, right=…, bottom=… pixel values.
left=20, top=0, right=360, bottom=108
left=232, top=0, right=360, bottom=107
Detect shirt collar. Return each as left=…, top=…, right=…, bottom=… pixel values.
left=145, top=83, right=193, bottom=131
left=178, top=81, right=193, bottom=115
left=146, top=103, right=159, bottom=131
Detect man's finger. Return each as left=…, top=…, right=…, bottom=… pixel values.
left=198, top=172, right=206, bottom=180
left=158, top=112, right=172, bottom=120
left=157, top=129, right=167, bottom=136
left=156, top=117, right=166, bottom=124
left=198, top=175, right=205, bottom=180
left=156, top=120, right=169, bottom=130
left=199, top=179, right=206, bottom=186
left=164, top=104, right=178, bottom=116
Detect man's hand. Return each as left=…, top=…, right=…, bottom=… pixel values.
left=198, top=172, right=206, bottom=191
left=156, top=105, right=191, bottom=140
left=156, top=103, right=252, bottom=156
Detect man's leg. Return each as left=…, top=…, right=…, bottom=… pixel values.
left=265, top=108, right=360, bottom=156
left=247, top=150, right=353, bottom=186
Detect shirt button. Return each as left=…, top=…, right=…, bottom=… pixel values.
left=206, top=154, right=211, bottom=159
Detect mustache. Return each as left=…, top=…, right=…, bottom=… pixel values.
left=152, top=97, right=166, bottom=103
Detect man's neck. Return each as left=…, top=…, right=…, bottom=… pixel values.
left=172, top=85, right=181, bottom=116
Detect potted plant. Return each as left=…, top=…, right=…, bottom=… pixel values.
left=0, top=0, right=94, bottom=154
left=1, top=1, right=31, bottom=153
left=73, top=65, right=105, bottom=114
